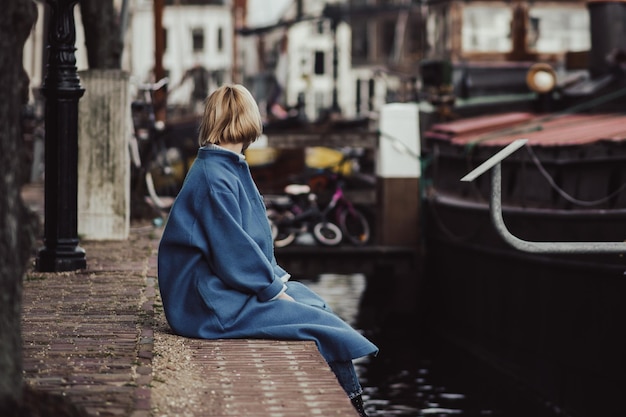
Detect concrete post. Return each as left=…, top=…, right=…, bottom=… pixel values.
left=375, top=102, right=422, bottom=316
left=77, top=70, right=131, bottom=240
left=376, top=102, right=421, bottom=245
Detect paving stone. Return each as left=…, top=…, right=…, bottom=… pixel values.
left=21, top=183, right=359, bottom=417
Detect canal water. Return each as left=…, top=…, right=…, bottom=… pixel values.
left=300, top=273, right=558, bottom=417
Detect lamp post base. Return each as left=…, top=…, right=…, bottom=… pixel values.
left=36, top=246, right=87, bottom=272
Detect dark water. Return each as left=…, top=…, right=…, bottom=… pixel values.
left=301, top=274, right=555, bottom=417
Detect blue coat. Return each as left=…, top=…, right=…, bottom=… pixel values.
left=158, top=146, right=379, bottom=363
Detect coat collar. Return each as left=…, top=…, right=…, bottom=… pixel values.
left=200, top=144, right=247, bottom=162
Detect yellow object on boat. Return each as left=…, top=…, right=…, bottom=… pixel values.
left=245, top=148, right=279, bottom=166
left=306, top=147, right=352, bottom=176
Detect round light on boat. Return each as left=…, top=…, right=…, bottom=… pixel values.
left=526, top=63, right=557, bottom=94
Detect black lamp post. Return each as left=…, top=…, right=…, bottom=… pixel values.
left=36, top=0, right=87, bottom=272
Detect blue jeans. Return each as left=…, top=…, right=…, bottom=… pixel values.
left=329, top=360, right=363, bottom=399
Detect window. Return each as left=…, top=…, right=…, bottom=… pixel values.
left=314, top=51, right=325, bottom=75
left=528, top=6, right=589, bottom=53
left=351, top=20, right=369, bottom=62
left=217, top=27, right=223, bottom=52
left=461, top=4, right=589, bottom=54
left=317, top=20, right=325, bottom=35
left=462, top=5, right=512, bottom=52
left=382, top=20, right=396, bottom=56
left=192, top=28, right=204, bottom=52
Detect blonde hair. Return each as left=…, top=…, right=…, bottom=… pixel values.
left=198, top=84, right=263, bottom=148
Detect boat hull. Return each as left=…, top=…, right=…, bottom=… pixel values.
left=419, top=108, right=626, bottom=416
left=422, top=185, right=626, bottom=417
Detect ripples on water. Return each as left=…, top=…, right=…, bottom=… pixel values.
left=301, top=273, right=520, bottom=417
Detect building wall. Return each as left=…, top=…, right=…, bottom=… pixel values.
left=128, top=2, right=232, bottom=106
left=24, top=0, right=387, bottom=122
left=24, top=1, right=232, bottom=108
left=283, top=20, right=356, bottom=120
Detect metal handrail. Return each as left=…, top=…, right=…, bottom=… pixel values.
left=461, top=139, right=626, bottom=254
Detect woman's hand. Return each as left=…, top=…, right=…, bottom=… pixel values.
left=278, top=292, right=295, bottom=302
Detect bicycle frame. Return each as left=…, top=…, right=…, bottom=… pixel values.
left=305, top=159, right=372, bottom=246
left=266, top=185, right=343, bottom=247
left=266, top=148, right=372, bottom=246
left=129, top=77, right=186, bottom=213
left=318, top=175, right=358, bottom=220
left=276, top=191, right=324, bottom=230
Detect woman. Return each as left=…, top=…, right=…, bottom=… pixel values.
left=157, top=84, right=378, bottom=417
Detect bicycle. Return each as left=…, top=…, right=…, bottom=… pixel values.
left=265, top=183, right=343, bottom=248
left=265, top=148, right=373, bottom=247
left=129, top=77, right=187, bottom=214
left=302, top=150, right=373, bottom=246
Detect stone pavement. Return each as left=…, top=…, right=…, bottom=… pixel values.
left=19, top=182, right=359, bottom=417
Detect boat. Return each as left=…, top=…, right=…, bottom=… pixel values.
left=418, top=1, right=626, bottom=416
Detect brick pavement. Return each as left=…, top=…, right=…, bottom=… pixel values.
left=22, top=228, right=158, bottom=417
left=20, top=182, right=359, bottom=417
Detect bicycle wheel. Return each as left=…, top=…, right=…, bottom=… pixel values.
left=145, top=171, right=174, bottom=210
left=312, top=221, right=343, bottom=246
left=338, top=207, right=371, bottom=245
left=145, top=147, right=185, bottom=210
left=267, top=209, right=297, bottom=248
left=269, top=216, right=278, bottom=241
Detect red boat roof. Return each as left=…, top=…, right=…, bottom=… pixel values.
left=426, top=112, right=626, bottom=147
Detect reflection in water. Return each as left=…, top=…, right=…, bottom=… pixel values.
left=306, top=273, right=367, bottom=324
left=300, top=274, right=540, bottom=417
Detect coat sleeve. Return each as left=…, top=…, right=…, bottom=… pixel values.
left=196, top=188, right=285, bottom=302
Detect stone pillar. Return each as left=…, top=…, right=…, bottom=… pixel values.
left=77, top=70, right=131, bottom=240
